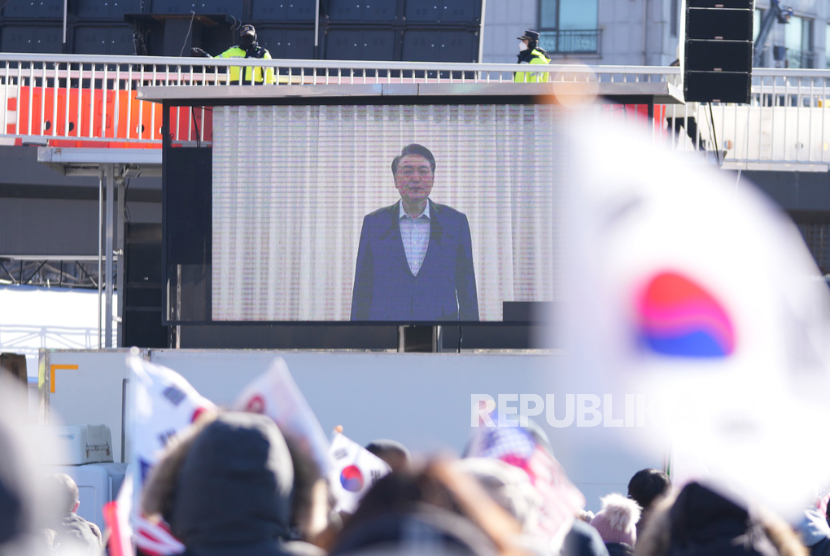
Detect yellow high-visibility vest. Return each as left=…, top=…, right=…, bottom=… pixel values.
left=514, top=49, right=551, bottom=83
left=217, top=46, right=276, bottom=84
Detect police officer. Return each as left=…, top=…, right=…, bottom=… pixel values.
left=192, top=24, right=276, bottom=84
left=514, top=30, right=550, bottom=83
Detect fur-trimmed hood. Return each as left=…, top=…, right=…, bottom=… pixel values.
left=141, top=412, right=295, bottom=553
left=591, top=493, right=641, bottom=546
left=635, top=482, right=807, bottom=556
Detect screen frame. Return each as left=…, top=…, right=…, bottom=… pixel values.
left=160, top=85, right=659, bottom=327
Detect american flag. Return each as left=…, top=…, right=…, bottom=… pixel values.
left=467, top=423, right=584, bottom=543
left=134, top=515, right=185, bottom=556
left=103, top=474, right=135, bottom=556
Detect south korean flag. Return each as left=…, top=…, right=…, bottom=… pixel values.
left=329, top=431, right=391, bottom=513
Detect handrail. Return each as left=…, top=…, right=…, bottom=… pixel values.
left=2, top=53, right=830, bottom=169
left=5, top=52, right=830, bottom=78
left=0, top=52, right=679, bottom=75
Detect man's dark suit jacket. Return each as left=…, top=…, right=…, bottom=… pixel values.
left=350, top=200, right=479, bottom=321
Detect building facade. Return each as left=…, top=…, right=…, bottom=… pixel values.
left=754, top=1, right=829, bottom=69
left=481, top=0, right=830, bottom=69
left=482, top=0, right=681, bottom=65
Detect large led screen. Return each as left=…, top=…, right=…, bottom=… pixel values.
left=212, top=104, right=561, bottom=322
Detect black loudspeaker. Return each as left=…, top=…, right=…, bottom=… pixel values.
left=685, top=41, right=752, bottom=71
left=686, top=8, right=752, bottom=39
left=686, top=0, right=752, bottom=8
left=684, top=4, right=754, bottom=104
left=684, top=72, right=752, bottom=103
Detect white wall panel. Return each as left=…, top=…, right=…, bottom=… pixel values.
left=43, top=349, right=661, bottom=510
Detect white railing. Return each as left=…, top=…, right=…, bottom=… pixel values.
left=690, top=69, right=830, bottom=170
left=0, top=53, right=829, bottom=169
left=0, top=53, right=677, bottom=146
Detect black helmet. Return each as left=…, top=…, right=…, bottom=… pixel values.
left=240, top=24, right=256, bottom=38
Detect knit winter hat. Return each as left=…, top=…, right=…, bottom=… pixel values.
left=590, top=493, right=641, bottom=546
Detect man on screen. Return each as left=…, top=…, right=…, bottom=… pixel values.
left=351, top=144, right=479, bottom=321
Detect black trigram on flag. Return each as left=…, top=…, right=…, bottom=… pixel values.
left=162, top=385, right=186, bottom=406
left=158, top=429, right=177, bottom=447
left=370, top=469, right=383, bottom=485
left=333, top=448, right=348, bottom=461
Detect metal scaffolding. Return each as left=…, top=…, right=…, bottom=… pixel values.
left=30, top=147, right=163, bottom=348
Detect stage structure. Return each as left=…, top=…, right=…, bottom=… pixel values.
left=138, top=80, right=681, bottom=351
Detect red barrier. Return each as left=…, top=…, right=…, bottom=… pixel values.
left=601, top=104, right=668, bottom=137
left=6, top=87, right=213, bottom=148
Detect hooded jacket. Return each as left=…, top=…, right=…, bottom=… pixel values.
left=142, top=412, right=301, bottom=556
left=562, top=519, right=610, bottom=556
left=331, top=505, right=500, bottom=556
left=636, top=482, right=807, bottom=556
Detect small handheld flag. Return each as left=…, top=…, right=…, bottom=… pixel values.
left=234, top=357, right=333, bottom=475
left=329, top=431, right=391, bottom=513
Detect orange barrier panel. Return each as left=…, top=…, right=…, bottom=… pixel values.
left=6, top=87, right=212, bottom=148
left=169, top=105, right=213, bottom=144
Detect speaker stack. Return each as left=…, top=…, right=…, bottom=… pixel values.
left=684, top=0, right=754, bottom=104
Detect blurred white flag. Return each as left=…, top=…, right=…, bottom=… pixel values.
left=329, top=432, right=391, bottom=512
left=558, top=112, right=830, bottom=518
left=128, top=355, right=215, bottom=555
left=129, top=355, right=216, bottom=488
left=233, top=357, right=332, bottom=475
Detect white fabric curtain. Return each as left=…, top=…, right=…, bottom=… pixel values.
left=212, top=104, right=559, bottom=321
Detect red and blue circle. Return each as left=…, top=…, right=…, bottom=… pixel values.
left=638, top=271, right=736, bottom=358
left=340, top=465, right=364, bottom=492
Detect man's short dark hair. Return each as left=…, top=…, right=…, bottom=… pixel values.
left=391, top=144, right=436, bottom=176
left=49, top=473, right=79, bottom=514
left=365, top=439, right=411, bottom=472
left=627, top=468, right=670, bottom=511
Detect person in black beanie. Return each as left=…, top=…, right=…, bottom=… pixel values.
left=365, top=439, right=411, bottom=472
left=627, top=468, right=670, bottom=540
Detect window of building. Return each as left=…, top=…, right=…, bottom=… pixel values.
left=802, top=17, right=815, bottom=52
left=538, top=0, right=600, bottom=54
left=753, top=9, right=770, bottom=65
left=785, top=16, right=814, bottom=67
left=671, top=0, right=680, bottom=38
left=558, top=0, right=597, bottom=29
left=826, top=23, right=830, bottom=68
left=753, top=9, right=762, bottom=42
left=540, top=0, right=557, bottom=28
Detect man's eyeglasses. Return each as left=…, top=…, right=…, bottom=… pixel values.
left=397, top=167, right=433, bottom=178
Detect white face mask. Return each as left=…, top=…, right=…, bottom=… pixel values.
left=519, top=41, right=529, bottom=52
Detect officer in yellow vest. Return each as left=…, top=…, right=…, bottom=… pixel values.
left=215, top=24, right=276, bottom=84
left=514, top=30, right=551, bottom=83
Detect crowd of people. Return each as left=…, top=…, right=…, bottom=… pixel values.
left=2, top=400, right=829, bottom=556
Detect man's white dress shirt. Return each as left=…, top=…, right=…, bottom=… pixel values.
left=399, top=201, right=431, bottom=276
